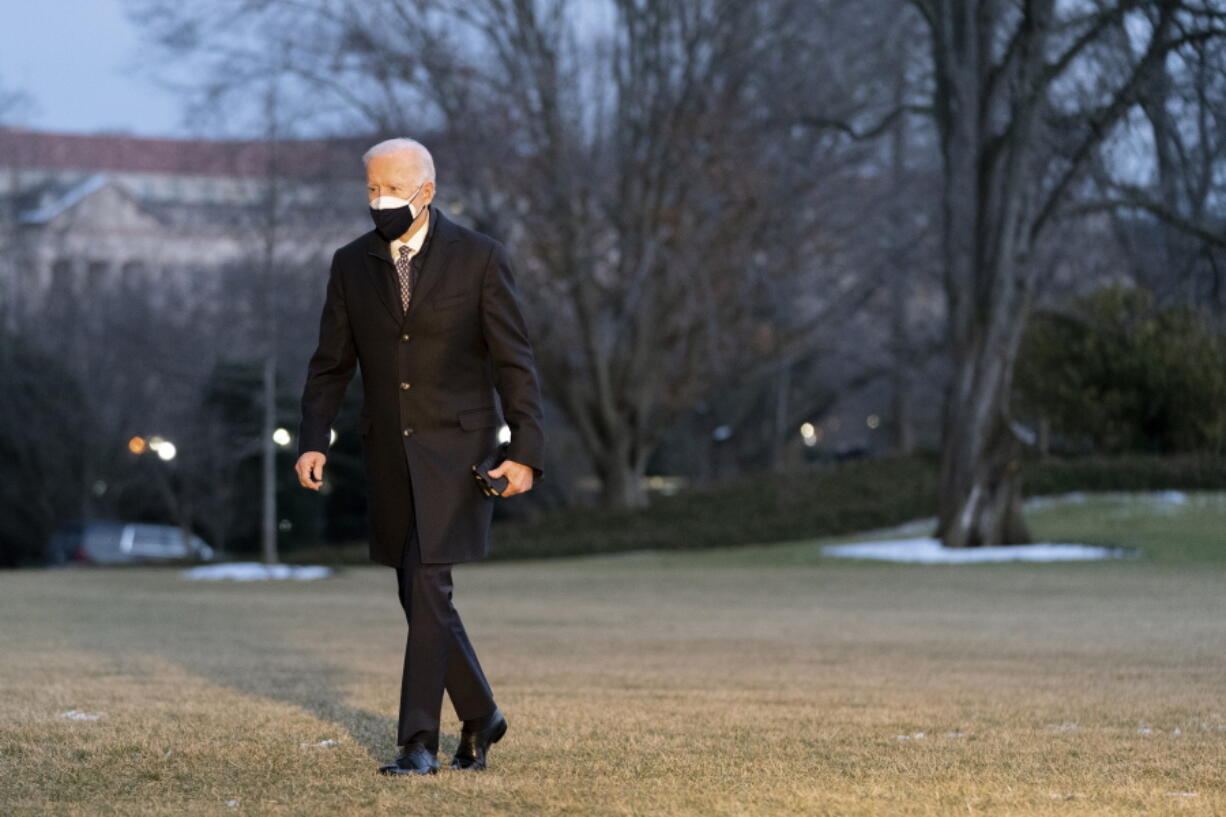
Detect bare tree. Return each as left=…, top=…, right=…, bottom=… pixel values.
left=1083, top=13, right=1226, bottom=322
left=128, top=0, right=891, bottom=508
left=904, top=0, right=1225, bottom=547
left=342, top=0, right=870, bottom=506
left=766, top=0, right=949, bottom=464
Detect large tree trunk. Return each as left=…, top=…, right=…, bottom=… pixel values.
left=596, top=454, right=648, bottom=509
left=935, top=339, right=1031, bottom=547
left=925, top=0, right=1045, bottom=547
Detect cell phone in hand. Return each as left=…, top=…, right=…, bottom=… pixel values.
left=472, top=442, right=510, bottom=497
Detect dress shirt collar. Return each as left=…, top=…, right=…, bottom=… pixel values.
left=390, top=205, right=432, bottom=261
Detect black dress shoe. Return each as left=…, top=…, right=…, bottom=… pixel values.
left=450, top=707, right=507, bottom=771
left=378, top=741, right=440, bottom=775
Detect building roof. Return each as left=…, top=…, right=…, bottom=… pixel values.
left=0, top=126, right=365, bottom=179
left=15, top=173, right=112, bottom=224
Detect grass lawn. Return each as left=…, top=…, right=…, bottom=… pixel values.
left=2, top=493, right=1223, bottom=816
left=1025, top=492, right=1226, bottom=566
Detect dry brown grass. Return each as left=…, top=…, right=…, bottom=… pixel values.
left=2, top=545, right=1224, bottom=816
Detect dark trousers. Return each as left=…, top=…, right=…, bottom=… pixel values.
left=394, top=521, right=497, bottom=754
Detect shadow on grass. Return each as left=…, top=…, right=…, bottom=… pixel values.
left=166, top=637, right=400, bottom=761
left=47, top=568, right=431, bottom=762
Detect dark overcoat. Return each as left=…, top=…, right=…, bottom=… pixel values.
left=296, top=204, right=546, bottom=566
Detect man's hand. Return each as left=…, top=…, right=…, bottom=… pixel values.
left=488, top=459, right=533, bottom=497
left=296, top=452, right=327, bottom=491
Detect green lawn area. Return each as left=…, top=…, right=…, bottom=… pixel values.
left=1025, top=492, right=1226, bottom=567
left=636, top=491, right=1226, bottom=570
left=2, top=493, right=1223, bottom=816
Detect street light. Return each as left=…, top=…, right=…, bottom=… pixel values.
left=141, top=435, right=177, bottom=461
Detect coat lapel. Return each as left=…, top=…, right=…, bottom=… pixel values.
left=362, top=204, right=462, bottom=326
left=363, top=233, right=402, bottom=325
left=405, top=206, right=461, bottom=323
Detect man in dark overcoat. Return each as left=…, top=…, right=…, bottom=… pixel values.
left=294, top=137, right=546, bottom=775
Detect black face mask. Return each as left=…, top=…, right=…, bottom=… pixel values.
left=369, top=184, right=425, bottom=241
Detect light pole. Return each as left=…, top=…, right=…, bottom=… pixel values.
left=261, top=356, right=278, bottom=564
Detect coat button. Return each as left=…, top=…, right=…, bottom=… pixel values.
left=401, top=333, right=410, bottom=341
left=402, top=428, right=414, bottom=437
left=400, top=382, right=410, bottom=390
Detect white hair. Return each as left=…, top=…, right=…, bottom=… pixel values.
left=361, top=137, right=436, bottom=184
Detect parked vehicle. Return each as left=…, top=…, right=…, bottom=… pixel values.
left=47, top=520, right=215, bottom=565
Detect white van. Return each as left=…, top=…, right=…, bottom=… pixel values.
left=47, top=521, right=215, bottom=565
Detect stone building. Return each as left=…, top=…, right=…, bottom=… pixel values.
left=0, top=126, right=375, bottom=331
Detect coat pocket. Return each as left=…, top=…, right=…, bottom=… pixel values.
left=457, top=406, right=501, bottom=430
left=431, top=290, right=470, bottom=310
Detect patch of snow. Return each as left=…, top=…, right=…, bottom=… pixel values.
left=821, top=537, right=1129, bottom=563
left=300, top=739, right=339, bottom=748
left=58, top=710, right=104, bottom=720
left=1165, top=792, right=1198, bottom=797
left=1023, top=489, right=1207, bottom=511
left=181, top=562, right=333, bottom=581
left=815, top=490, right=1219, bottom=551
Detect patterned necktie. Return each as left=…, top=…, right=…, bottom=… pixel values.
left=396, top=245, right=413, bottom=312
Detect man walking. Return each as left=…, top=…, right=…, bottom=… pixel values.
left=294, top=137, right=546, bottom=775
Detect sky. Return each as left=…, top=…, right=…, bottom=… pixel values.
left=0, top=0, right=188, bottom=136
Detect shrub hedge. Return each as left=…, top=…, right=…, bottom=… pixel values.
left=484, top=453, right=1226, bottom=561
left=287, top=452, right=1226, bottom=564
